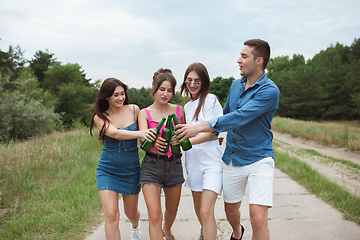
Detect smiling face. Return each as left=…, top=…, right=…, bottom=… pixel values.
left=153, top=80, right=174, bottom=104
left=185, top=71, right=202, bottom=99
left=106, top=85, right=126, bottom=108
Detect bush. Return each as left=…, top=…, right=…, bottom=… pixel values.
left=0, top=92, right=61, bottom=142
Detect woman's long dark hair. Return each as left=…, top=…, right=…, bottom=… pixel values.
left=90, top=78, right=130, bottom=143
left=180, top=62, right=211, bottom=121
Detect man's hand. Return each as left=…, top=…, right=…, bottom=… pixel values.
left=174, top=124, right=200, bottom=142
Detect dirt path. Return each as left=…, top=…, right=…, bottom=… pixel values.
left=273, top=130, right=360, bottom=197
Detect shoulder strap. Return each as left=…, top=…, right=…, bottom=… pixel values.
left=144, top=108, right=152, bottom=122
left=176, top=105, right=181, bottom=124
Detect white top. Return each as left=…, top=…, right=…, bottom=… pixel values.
left=184, top=93, right=224, bottom=193
left=184, top=93, right=223, bottom=149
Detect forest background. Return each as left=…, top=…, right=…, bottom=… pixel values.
left=0, top=38, right=359, bottom=142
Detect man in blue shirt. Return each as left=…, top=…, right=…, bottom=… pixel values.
left=176, top=39, right=280, bottom=240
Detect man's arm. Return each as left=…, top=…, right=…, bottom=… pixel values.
left=175, top=121, right=214, bottom=141
left=211, top=85, right=279, bottom=133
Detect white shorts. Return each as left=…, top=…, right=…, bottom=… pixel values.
left=185, top=143, right=223, bottom=194
left=222, top=157, right=274, bottom=207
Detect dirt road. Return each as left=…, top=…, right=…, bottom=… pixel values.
left=273, top=130, right=360, bottom=197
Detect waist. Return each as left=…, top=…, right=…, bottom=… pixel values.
left=145, top=151, right=182, bottom=161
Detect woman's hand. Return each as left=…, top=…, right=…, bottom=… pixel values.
left=154, top=137, right=167, bottom=151
left=140, top=129, right=157, bottom=142
left=170, top=135, right=180, bottom=146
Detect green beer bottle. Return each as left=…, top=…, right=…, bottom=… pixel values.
left=171, top=113, right=192, bottom=151
left=159, top=115, right=172, bottom=154
left=169, top=115, right=181, bottom=154
left=141, top=117, right=166, bottom=152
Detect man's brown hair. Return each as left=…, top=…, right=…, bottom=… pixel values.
left=244, top=39, right=270, bottom=70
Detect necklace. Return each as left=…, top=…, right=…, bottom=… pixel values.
left=159, top=105, right=169, bottom=118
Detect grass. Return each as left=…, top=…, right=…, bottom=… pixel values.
left=0, top=129, right=104, bottom=239
left=274, top=149, right=360, bottom=224
left=298, top=148, right=360, bottom=174
left=272, top=116, right=360, bottom=151
left=2, top=117, right=360, bottom=238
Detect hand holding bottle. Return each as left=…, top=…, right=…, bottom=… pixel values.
left=172, top=114, right=192, bottom=151
left=141, top=117, right=166, bottom=151
left=154, top=136, right=167, bottom=152
left=139, top=128, right=157, bottom=142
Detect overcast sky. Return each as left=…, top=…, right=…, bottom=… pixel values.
left=1, top=0, right=359, bottom=89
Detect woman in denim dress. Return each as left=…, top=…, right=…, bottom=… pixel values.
left=90, top=78, right=156, bottom=240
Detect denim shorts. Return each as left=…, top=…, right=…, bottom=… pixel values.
left=139, top=152, right=185, bottom=189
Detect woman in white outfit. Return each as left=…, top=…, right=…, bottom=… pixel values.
left=179, top=62, right=223, bottom=240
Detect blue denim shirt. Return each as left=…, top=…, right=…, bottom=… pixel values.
left=207, top=73, right=280, bottom=166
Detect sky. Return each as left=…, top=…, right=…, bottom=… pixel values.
left=1, top=0, right=359, bottom=89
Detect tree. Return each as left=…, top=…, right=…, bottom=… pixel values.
left=0, top=73, right=61, bottom=142
left=29, top=49, right=57, bottom=85
left=17, top=67, right=58, bottom=109
left=128, top=87, right=153, bottom=109
left=56, top=82, right=97, bottom=127
left=210, top=76, right=234, bottom=105
left=0, top=45, right=26, bottom=85
left=42, top=62, right=86, bottom=93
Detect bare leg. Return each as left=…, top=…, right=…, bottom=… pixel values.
left=142, top=184, right=163, bottom=240
left=163, top=185, right=182, bottom=231
left=98, top=190, right=121, bottom=240
left=191, top=191, right=203, bottom=226
left=200, top=189, right=218, bottom=240
left=122, top=194, right=140, bottom=228
left=224, top=201, right=242, bottom=239
left=249, top=204, right=270, bottom=240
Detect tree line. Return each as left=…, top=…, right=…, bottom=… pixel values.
left=267, top=38, right=360, bottom=120
left=1, top=38, right=359, bottom=142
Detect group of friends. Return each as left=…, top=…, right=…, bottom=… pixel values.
left=89, top=39, right=280, bottom=240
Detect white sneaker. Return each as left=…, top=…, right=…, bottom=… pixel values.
left=131, top=224, right=141, bottom=240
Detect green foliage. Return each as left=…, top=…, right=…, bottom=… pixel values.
left=17, top=67, right=58, bottom=109
left=267, top=39, right=360, bottom=120
left=128, top=87, right=154, bottom=109
left=42, top=62, right=86, bottom=93
left=210, top=76, right=234, bottom=105
left=0, top=91, right=61, bottom=142
left=0, top=70, right=61, bottom=142
left=41, top=62, right=97, bottom=127
left=0, top=45, right=98, bottom=140
left=0, top=130, right=103, bottom=239
left=0, top=45, right=26, bottom=82
left=29, top=49, right=57, bottom=84
left=56, top=82, right=97, bottom=127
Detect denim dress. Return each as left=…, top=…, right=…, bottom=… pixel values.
left=96, top=107, right=141, bottom=195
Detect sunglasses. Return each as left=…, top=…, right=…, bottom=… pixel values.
left=185, top=79, right=201, bottom=87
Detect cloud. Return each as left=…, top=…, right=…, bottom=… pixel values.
left=1, top=0, right=359, bottom=89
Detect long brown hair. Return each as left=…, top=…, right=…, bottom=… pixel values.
left=180, top=62, right=210, bottom=121
left=90, top=78, right=130, bottom=143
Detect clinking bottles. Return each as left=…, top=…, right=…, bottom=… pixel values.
left=159, top=115, right=172, bottom=153
left=169, top=115, right=181, bottom=154
left=171, top=113, right=192, bottom=151
left=140, top=117, right=166, bottom=152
